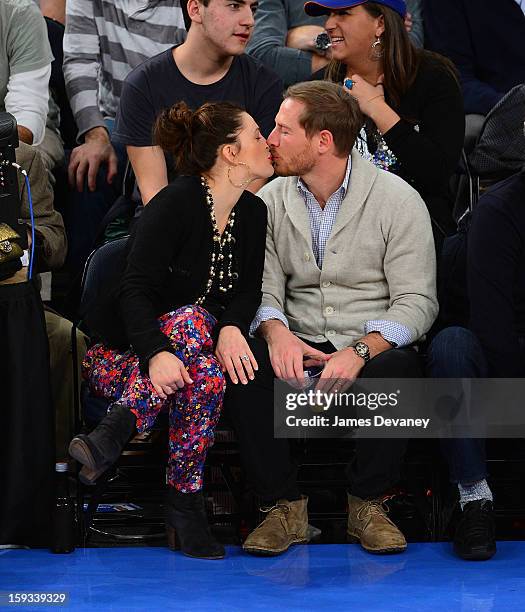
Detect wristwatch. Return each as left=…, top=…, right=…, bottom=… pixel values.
left=314, top=32, right=331, bottom=55
left=352, top=341, right=371, bottom=364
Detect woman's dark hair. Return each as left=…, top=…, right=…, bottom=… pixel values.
left=325, top=2, right=457, bottom=110
left=154, top=101, right=245, bottom=175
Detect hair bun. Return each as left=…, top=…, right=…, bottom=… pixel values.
left=153, top=100, right=246, bottom=176
left=169, top=102, right=194, bottom=130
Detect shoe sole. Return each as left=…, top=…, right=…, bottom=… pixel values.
left=347, top=532, right=407, bottom=555
left=69, top=437, right=97, bottom=470
left=182, top=551, right=226, bottom=560
left=454, top=544, right=496, bottom=561
left=69, top=437, right=108, bottom=485
left=167, top=525, right=225, bottom=559
left=243, top=538, right=308, bottom=556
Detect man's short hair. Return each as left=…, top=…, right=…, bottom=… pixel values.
left=284, top=81, right=363, bottom=157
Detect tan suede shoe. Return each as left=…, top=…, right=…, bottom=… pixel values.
left=243, top=497, right=309, bottom=556
left=347, top=493, right=407, bottom=554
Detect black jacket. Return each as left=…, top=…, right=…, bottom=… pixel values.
left=468, top=170, right=525, bottom=377
left=89, top=176, right=267, bottom=369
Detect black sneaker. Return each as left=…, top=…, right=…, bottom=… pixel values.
left=454, top=499, right=496, bottom=561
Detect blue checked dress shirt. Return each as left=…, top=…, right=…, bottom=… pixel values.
left=251, top=158, right=413, bottom=347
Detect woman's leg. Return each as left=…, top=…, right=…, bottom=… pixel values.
left=83, top=305, right=217, bottom=432
left=167, top=352, right=225, bottom=492
left=164, top=353, right=226, bottom=559
left=73, top=305, right=218, bottom=483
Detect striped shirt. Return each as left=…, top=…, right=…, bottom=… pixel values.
left=251, top=157, right=412, bottom=348
left=63, top=0, right=187, bottom=140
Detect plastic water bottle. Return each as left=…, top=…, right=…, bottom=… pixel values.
left=51, top=462, right=76, bottom=553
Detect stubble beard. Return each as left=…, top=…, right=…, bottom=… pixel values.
left=273, top=145, right=316, bottom=177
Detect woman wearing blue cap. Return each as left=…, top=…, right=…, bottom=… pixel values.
left=305, top=0, right=464, bottom=251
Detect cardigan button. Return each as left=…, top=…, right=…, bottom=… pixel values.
left=325, top=306, right=334, bottom=315
left=322, top=281, right=331, bottom=288
left=304, top=253, right=310, bottom=262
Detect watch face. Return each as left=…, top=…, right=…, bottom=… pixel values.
left=355, top=342, right=370, bottom=358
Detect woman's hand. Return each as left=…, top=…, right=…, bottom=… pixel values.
left=344, top=73, right=386, bottom=117
left=343, top=74, right=400, bottom=133
left=149, top=351, right=193, bottom=400
left=215, top=325, right=258, bottom=385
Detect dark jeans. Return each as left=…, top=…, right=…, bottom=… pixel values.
left=427, top=326, right=488, bottom=484
left=225, top=336, right=422, bottom=503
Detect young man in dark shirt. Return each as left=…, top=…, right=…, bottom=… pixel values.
left=113, top=0, right=283, bottom=204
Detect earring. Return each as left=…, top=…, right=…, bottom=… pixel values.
left=228, top=161, right=252, bottom=189
left=371, top=36, right=384, bottom=60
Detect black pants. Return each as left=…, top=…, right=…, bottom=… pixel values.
left=0, top=281, right=54, bottom=546
left=225, top=336, right=422, bottom=502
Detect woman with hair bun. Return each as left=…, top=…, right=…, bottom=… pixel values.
left=69, top=101, right=274, bottom=560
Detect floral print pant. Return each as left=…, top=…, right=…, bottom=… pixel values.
left=82, top=305, right=225, bottom=492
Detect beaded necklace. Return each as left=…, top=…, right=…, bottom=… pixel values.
left=195, top=176, right=236, bottom=306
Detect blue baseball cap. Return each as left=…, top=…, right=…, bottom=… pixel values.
left=304, top=0, right=406, bottom=18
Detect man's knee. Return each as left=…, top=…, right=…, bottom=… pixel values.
left=427, top=326, right=486, bottom=377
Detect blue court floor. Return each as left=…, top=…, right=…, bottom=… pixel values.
left=1, top=542, right=524, bottom=611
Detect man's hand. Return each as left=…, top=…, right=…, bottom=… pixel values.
left=315, top=347, right=365, bottom=394
left=286, top=25, right=326, bottom=52
left=17, top=125, right=34, bottom=145
left=215, top=325, right=258, bottom=385
left=316, top=332, right=394, bottom=394
left=260, top=320, right=329, bottom=386
left=286, top=25, right=330, bottom=73
left=148, top=351, right=193, bottom=400
left=40, top=0, right=65, bottom=24
left=68, top=126, right=118, bottom=192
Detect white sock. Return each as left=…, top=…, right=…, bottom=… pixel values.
left=458, top=479, right=493, bottom=510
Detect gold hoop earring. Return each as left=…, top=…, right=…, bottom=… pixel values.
left=371, top=37, right=384, bottom=60
left=228, top=162, right=252, bottom=189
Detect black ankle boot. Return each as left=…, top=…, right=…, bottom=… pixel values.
left=166, top=488, right=225, bottom=559
left=69, top=403, right=136, bottom=485
left=454, top=499, right=496, bottom=561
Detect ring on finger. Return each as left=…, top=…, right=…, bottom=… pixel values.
left=344, top=78, right=355, bottom=90
left=240, top=354, right=250, bottom=361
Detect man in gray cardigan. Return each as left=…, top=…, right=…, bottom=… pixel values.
left=226, top=81, right=438, bottom=556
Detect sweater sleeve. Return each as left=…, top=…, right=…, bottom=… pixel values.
left=258, top=187, right=289, bottom=314
left=381, top=190, right=439, bottom=341
left=17, top=144, right=67, bottom=272
left=215, top=197, right=268, bottom=337
left=119, top=185, right=183, bottom=367
left=382, top=59, right=465, bottom=198
left=246, top=0, right=314, bottom=88
left=63, top=0, right=105, bottom=140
